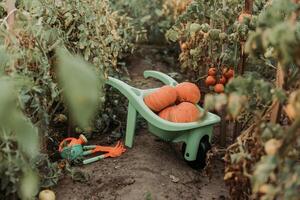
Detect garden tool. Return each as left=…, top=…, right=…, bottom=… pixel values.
left=59, top=134, right=88, bottom=160
left=81, top=141, right=126, bottom=164
left=58, top=135, right=126, bottom=165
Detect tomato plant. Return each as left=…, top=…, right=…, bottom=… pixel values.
left=0, top=0, right=137, bottom=198
left=110, top=0, right=191, bottom=43
left=202, top=0, right=300, bottom=199
left=166, top=0, right=270, bottom=83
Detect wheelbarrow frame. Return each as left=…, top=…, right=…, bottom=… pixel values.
left=106, top=70, right=221, bottom=161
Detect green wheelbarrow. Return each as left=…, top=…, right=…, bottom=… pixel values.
left=106, top=70, right=221, bottom=169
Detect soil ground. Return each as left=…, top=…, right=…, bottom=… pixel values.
left=53, top=46, right=228, bottom=200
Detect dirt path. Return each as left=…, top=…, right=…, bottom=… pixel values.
left=54, top=47, right=228, bottom=200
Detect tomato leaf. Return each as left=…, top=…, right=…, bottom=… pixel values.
left=57, top=48, right=103, bottom=129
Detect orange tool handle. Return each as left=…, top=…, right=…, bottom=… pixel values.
left=58, top=138, right=75, bottom=152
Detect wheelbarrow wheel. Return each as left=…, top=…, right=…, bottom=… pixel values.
left=181, top=138, right=211, bottom=170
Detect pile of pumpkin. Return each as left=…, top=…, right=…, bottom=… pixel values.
left=144, top=82, right=202, bottom=123
left=205, top=67, right=234, bottom=93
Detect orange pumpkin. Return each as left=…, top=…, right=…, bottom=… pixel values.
left=214, top=83, right=224, bottom=93
left=175, top=82, right=201, bottom=104
left=170, top=102, right=201, bottom=123
left=158, top=105, right=176, bottom=121
left=159, top=102, right=200, bottom=123
left=205, top=76, right=217, bottom=86
left=144, top=86, right=177, bottom=112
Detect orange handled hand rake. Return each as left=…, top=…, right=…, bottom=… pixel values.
left=82, top=141, right=126, bottom=164
left=59, top=135, right=126, bottom=165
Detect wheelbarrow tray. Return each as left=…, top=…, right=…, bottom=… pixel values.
left=106, top=70, right=221, bottom=161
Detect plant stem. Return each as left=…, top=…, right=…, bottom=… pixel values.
left=5, top=0, right=16, bottom=30
left=238, top=0, right=253, bottom=75
left=244, top=0, right=253, bottom=14
left=270, top=63, right=284, bottom=124
left=279, top=117, right=300, bottom=155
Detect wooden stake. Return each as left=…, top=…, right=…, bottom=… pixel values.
left=220, top=108, right=227, bottom=147
left=244, top=0, right=253, bottom=14
left=232, top=0, right=254, bottom=140
left=233, top=121, right=242, bottom=141
left=5, top=0, right=16, bottom=30
left=219, top=0, right=228, bottom=147
left=4, top=0, right=16, bottom=72
left=270, top=63, right=284, bottom=123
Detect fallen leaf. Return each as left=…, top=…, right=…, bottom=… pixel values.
left=169, top=175, right=180, bottom=183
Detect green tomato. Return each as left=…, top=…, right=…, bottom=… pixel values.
left=189, top=23, right=202, bottom=33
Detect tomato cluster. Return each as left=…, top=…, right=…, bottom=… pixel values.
left=205, top=67, right=235, bottom=93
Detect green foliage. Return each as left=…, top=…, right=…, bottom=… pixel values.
left=211, top=0, right=300, bottom=199
left=0, top=0, right=136, bottom=130
left=204, top=73, right=284, bottom=123
left=246, top=0, right=300, bottom=67
left=176, top=0, right=300, bottom=199
left=35, top=154, right=89, bottom=188
left=57, top=48, right=103, bottom=129
left=110, top=0, right=191, bottom=43
left=0, top=48, right=105, bottom=199
left=249, top=117, right=300, bottom=200
left=3, top=0, right=300, bottom=199
left=22, top=0, right=136, bottom=70
left=0, top=75, right=40, bottom=199
left=0, top=0, right=137, bottom=135
left=166, top=0, right=269, bottom=77
left=19, top=169, right=40, bottom=200
left=0, top=0, right=136, bottom=198
left=0, top=77, right=39, bottom=157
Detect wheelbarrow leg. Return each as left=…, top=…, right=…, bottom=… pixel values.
left=184, top=131, right=202, bottom=161
left=184, top=126, right=213, bottom=161
left=125, top=102, right=137, bottom=148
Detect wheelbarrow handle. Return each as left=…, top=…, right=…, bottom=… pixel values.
left=83, top=154, right=106, bottom=165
